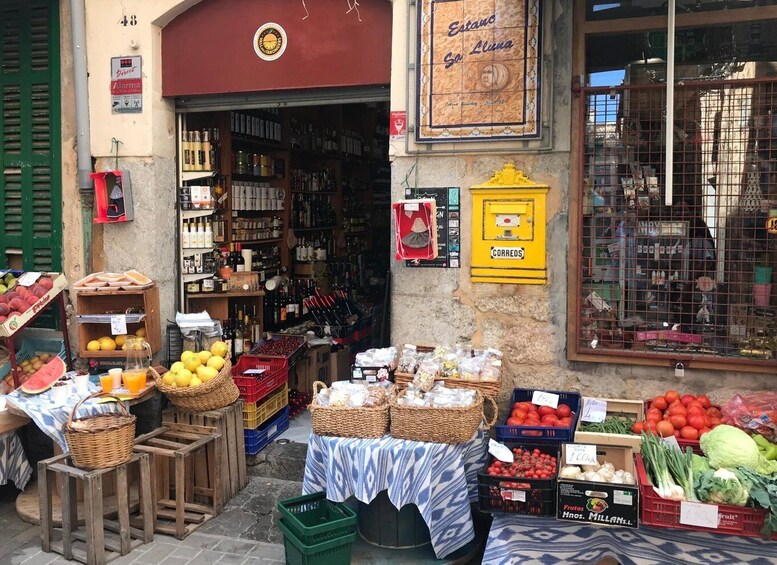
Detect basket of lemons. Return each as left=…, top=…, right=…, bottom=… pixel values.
left=152, top=340, right=239, bottom=411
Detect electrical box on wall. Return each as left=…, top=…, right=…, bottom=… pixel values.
left=90, top=170, right=134, bottom=224
left=470, top=163, right=549, bottom=285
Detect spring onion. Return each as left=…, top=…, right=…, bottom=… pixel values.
left=641, top=432, right=686, bottom=500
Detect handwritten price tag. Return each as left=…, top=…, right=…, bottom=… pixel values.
left=110, top=315, right=128, bottom=336
left=661, top=435, right=681, bottom=451
left=565, top=444, right=598, bottom=466
left=581, top=398, right=608, bottom=423
left=680, top=501, right=718, bottom=529
left=17, top=272, right=41, bottom=286
left=531, top=390, right=559, bottom=408
left=488, top=439, right=514, bottom=463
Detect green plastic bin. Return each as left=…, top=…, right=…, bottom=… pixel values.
left=278, top=518, right=356, bottom=565
left=277, top=492, right=356, bottom=545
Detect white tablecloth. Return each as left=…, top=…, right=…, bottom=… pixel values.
left=302, top=430, right=487, bottom=559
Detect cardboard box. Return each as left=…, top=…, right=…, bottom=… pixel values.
left=557, top=444, right=639, bottom=528
left=574, top=398, right=645, bottom=452
left=330, top=348, right=351, bottom=382
left=293, top=345, right=330, bottom=393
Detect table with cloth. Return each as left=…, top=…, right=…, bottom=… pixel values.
left=302, top=430, right=487, bottom=559
left=483, top=514, right=777, bottom=565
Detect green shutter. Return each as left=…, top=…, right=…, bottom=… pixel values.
left=0, top=0, right=62, bottom=273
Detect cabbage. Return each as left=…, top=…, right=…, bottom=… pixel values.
left=692, top=454, right=711, bottom=475
left=695, top=468, right=749, bottom=506
left=699, top=425, right=777, bottom=476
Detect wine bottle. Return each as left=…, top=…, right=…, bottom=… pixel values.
left=236, top=243, right=246, bottom=272
left=222, top=319, right=233, bottom=362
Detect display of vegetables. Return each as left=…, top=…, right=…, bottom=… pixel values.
left=505, top=401, right=574, bottom=431
left=485, top=447, right=558, bottom=480
left=640, top=432, right=694, bottom=501
left=695, top=468, right=749, bottom=506
left=699, top=425, right=777, bottom=476
left=632, top=390, right=722, bottom=440
left=754, top=434, right=777, bottom=461
left=578, top=415, right=636, bottom=435
left=558, top=461, right=635, bottom=485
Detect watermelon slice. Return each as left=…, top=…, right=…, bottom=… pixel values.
left=20, top=356, right=66, bottom=394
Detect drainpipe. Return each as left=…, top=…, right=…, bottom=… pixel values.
left=70, top=0, right=94, bottom=272
left=664, top=0, right=676, bottom=206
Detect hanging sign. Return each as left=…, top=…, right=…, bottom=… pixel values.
left=253, top=23, right=288, bottom=62
left=390, top=111, right=407, bottom=141
left=416, top=0, right=542, bottom=142
left=404, top=187, right=460, bottom=268
left=110, top=56, right=142, bottom=114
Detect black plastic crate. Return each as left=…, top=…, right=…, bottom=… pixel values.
left=477, top=443, right=559, bottom=516
left=494, top=388, right=582, bottom=443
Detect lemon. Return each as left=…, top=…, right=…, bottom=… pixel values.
left=189, top=376, right=202, bottom=387
left=135, top=327, right=146, bottom=338
left=198, top=366, right=218, bottom=382
left=115, top=335, right=128, bottom=347
left=122, top=344, right=128, bottom=351
left=197, top=350, right=212, bottom=363
left=210, top=341, right=229, bottom=358
left=98, top=337, right=117, bottom=351
left=175, top=371, right=192, bottom=388
left=170, top=361, right=185, bottom=374
left=181, top=350, right=196, bottom=363
left=207, top=355, right=225, bottom=371
left=87, top=340, right=101, bottom=352
left=184, top=355, right=201, bottom=373
left=162, top=372, right=176, bottom=386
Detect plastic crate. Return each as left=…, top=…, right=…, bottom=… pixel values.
left=477, top=443, right=559, bottom=516
left=243, top=383, right=288, bottom=428
left=277, top=491, right=357, bottom=546
left=0, top=333, right=68, bottom=380
left=245, top=407, right=289, bottom=456
left=247, top=336, right=306, bottom=366
left=636, top=454, right=775, bottom=539
left=278, top=518, right=356, bottom=565
left=233, top=366, right=288, bottom=404
left=495, top=388, right=582, bottom=443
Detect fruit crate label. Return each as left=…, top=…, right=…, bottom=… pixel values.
left=500, top=489, right=526, bottom=502
left=565, top=444, right=598, bottom=466
left=680, top=501, right=718, bottom=529
left=111, top=315, right=128, bottom=335
left=613, top=490, right=633, bottom=505
left=581, top=399, right=607, bottom=423
left=532, top=390, right=559, bottom=408
left=17, top=272, right=41, bottom=287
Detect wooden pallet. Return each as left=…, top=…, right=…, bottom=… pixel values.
left=133, top=423, right=222, bottom=540
left=161, top=401, right=246, bottom=505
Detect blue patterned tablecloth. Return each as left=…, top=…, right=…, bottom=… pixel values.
left=0, top=431, right=31, bottom=490
left=303, top=430, right=487, bottom=559
left=6, top=382, right=120, bottom=451
left=483, top=514, right=777, bottom=565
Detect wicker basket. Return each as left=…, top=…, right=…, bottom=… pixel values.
left=389, top=389, right=498, bottom=444
left=309, top=381, right=390, bottom=438
left=63, top=391, right=137, bottom=470
left=152, top=360, right=239, bottom=412
left=393, top=372, right=501, bottom=397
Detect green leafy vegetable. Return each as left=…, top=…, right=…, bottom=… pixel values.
left=641, top=432, right=686, bottom=500
left=579, top=415, right=636, bottom=435
left=737, top=467, right=777, bottom=539
left=699, top=425, right=777, bottom=475
left=754, top=434, right=777, bottom=461
left=695, top=468, right=749, bottom=506
left=692, top=454, right=712, bottom=475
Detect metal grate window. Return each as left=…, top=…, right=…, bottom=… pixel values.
left=576, top=75, right=777, bottom=369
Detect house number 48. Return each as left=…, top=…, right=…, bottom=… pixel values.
left=119, top=15, right=138, bottom=26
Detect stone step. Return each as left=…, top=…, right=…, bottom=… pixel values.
left=246, top=440, right=307, bottom=482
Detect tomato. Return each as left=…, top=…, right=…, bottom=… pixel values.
left=707, top=407, right=722, bottom=418
left=512, top=409, right=527, bottom=420
left=538, top=406, right=556, bottom=417
left=709, top=417, right=722, bottom=427
left=559, top=417, right=572, bottom=426
left=665, top=390, right=680, bottom=404
left=647, top=408, right=663, bottom=420
left=699, top=427, right=712, bottom=437
left=686, top=405, right=704, bottom=416
left=673, top=430, right=681, bottom=438
left=697, top=394, right=711, bottom=409
left=553, top=419, right=567, bottom=427
left=542, top=415, right=559, bottom=426
left=646, top=421, right=658, bottom=433
left=656, top=420, right=675, bottom=438
left=669, top=415, right=687, bottom=429
left=506, top=417, right=522, bottom=426
left=646, top=413, right=661, bottom=424
left=668, top=404, right=687, bottom=417
left=513, top=402, right=522, bottom=410
left=631, top=421, right=645, bottom=434
left=687, top=401, right=704, bottom=411
left=680, top=394, right=696, bottom=407
left=680, top=426, right=699, bottom=440
left=687, top=414, right=705, bottom=430
left=651, top=396, right=668, bottom=411
left=556, top=404, right=572, bottom=418
left=518, top=402, right=533, bottom=412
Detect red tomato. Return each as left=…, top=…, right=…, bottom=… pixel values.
left=631, top=421, right=645, bottom=434
left=506, top=417, right=522, bottom=426
left=665, top=390, right=680, bottom=404
left=527, top=403, right=538, bottom=412
left=538, top=406, right=556, bottom=417
left=707, top=407, right=722, bottom=418
left=687, top=401, right=704, bottom=411
left=686, top=405, right=704, bottom=416
left=517, top=402, right=533, bottom=412
left=668, top=404, right=687, bottom=417
left=697, top=395, right=711, bottom=409
left=553, top=420, right=567, bottom=427
left=647, top=408, right=663, bottom=420
left=680, top=394, right=696, bottom=407
left=646, top=421, right=658, bottom=433
left=669, top=415, right=687, bottom=429
left=559, top=417, right=572, bottom=427
left=542, top=414, right=559, bottom=425
left=512, top=409, right=527, bottom=420
left=556, top=404, right=572, bottom=418
left=513, top=402, right=522, bottom=410
left=646, top=413, right=661, bottom=424
left=687, top=414, right=705, bottom=430
left=709, top=417, right=722, bottom=427
left=699, top=427, right=712, bottom=437
left=673, top=430, right=681, bottom=438
left=651, top=396, right=668, bottom=411
left=680, top=426, right=699, bottom=440
left=656, top=420, right=675, bottom=438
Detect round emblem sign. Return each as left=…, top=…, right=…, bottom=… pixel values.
left=254, top=23, right=287, bottom=61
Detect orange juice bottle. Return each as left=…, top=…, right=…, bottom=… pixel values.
left=99, top=374, right=113, bottom=394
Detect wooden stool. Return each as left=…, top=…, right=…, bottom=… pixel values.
left=38, top=452, right=154, bottom=565
left=133, top=422, right=222, bottom=539
left=162, top=401, right=247, bottom=505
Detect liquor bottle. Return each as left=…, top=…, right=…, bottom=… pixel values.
left=192, top=131, right=203, bottom=171
left=252, top=305, right=261, bottom=342
left=204, top=220, right=213, bottom=247
left=182, top=130, right=191, bottom=171
left=222, top=319, right=233, bottom=362
left=279, top=288, right=288, bottom=327
left=182, top=220, right=191, bottom=248
left=201, top=130, right=212, bottom=171
left=234, top=318, right=244, bottom=361
left=235, top=243, right=246, bottom=272
left=242, top=313, right=252, bottom=352
left=287, top=283, right=296, bottom=325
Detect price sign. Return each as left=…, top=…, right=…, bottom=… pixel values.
left=661, top=435, right=681, bottom=450
left=488, top=439, right=514, bottom=463
left=565, top=444, right=598, bottom=466
left=581, top=398, right=608, bottom=423
left=500, top=489, right=526, bottom=502
left=244, top=368, right=267, bottom=376
left=17, top=272, right=41, bottom=286
left=680, top=501, right=718, bottom=529
left=531, top=390, right=559, bottom=408
left=110, top=315, right=128, bottom=336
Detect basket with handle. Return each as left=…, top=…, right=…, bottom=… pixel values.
left=63, top=391, right=137, bottom=470
left=151, top=360, right=239, bottom=412
left=389, top=389, right=498, bottom=444
left=309, top=381, right=390, bottom=438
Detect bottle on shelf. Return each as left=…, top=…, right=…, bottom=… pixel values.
left=233, top=308, right=244, bottom=362
left=235, top=243, right=246, bottom=272
left=202, top=130, right=213, bottom=171
left=192, top=131, right=203, bottom=171
left=182, top=130, right=192, bottom=171
left=182, top=220, right=191, bottom=248
left=222, top=319, right=233, bottom=361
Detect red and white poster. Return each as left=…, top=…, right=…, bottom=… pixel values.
left=111, top=56, right=142, bottom=114
left=390, top=110, right=406, bottom=140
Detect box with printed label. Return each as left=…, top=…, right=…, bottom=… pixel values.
left=574, top=398, right=644, bottom=452
left=557, top=444, right=639, bottom=528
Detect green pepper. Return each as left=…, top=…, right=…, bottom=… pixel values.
left=754, top=434, right=777, bottom=460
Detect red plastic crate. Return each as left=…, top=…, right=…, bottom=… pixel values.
left=636, top=454, right=775, bottom=539
left=233, top=354, right=289, bottom=373
left=233, top=368, right=288, bottom=403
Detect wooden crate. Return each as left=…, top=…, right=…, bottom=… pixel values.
left=75, top=284, right=161, bottom=357
left=161, top=401, right=247, bottom=504
left=574, top=397, right=645, bottom=452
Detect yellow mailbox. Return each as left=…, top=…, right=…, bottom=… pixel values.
left=470, top=163, right=549, bottom=284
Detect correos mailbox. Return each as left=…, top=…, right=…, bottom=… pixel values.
left=470, top=163, right=549, bottom=284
